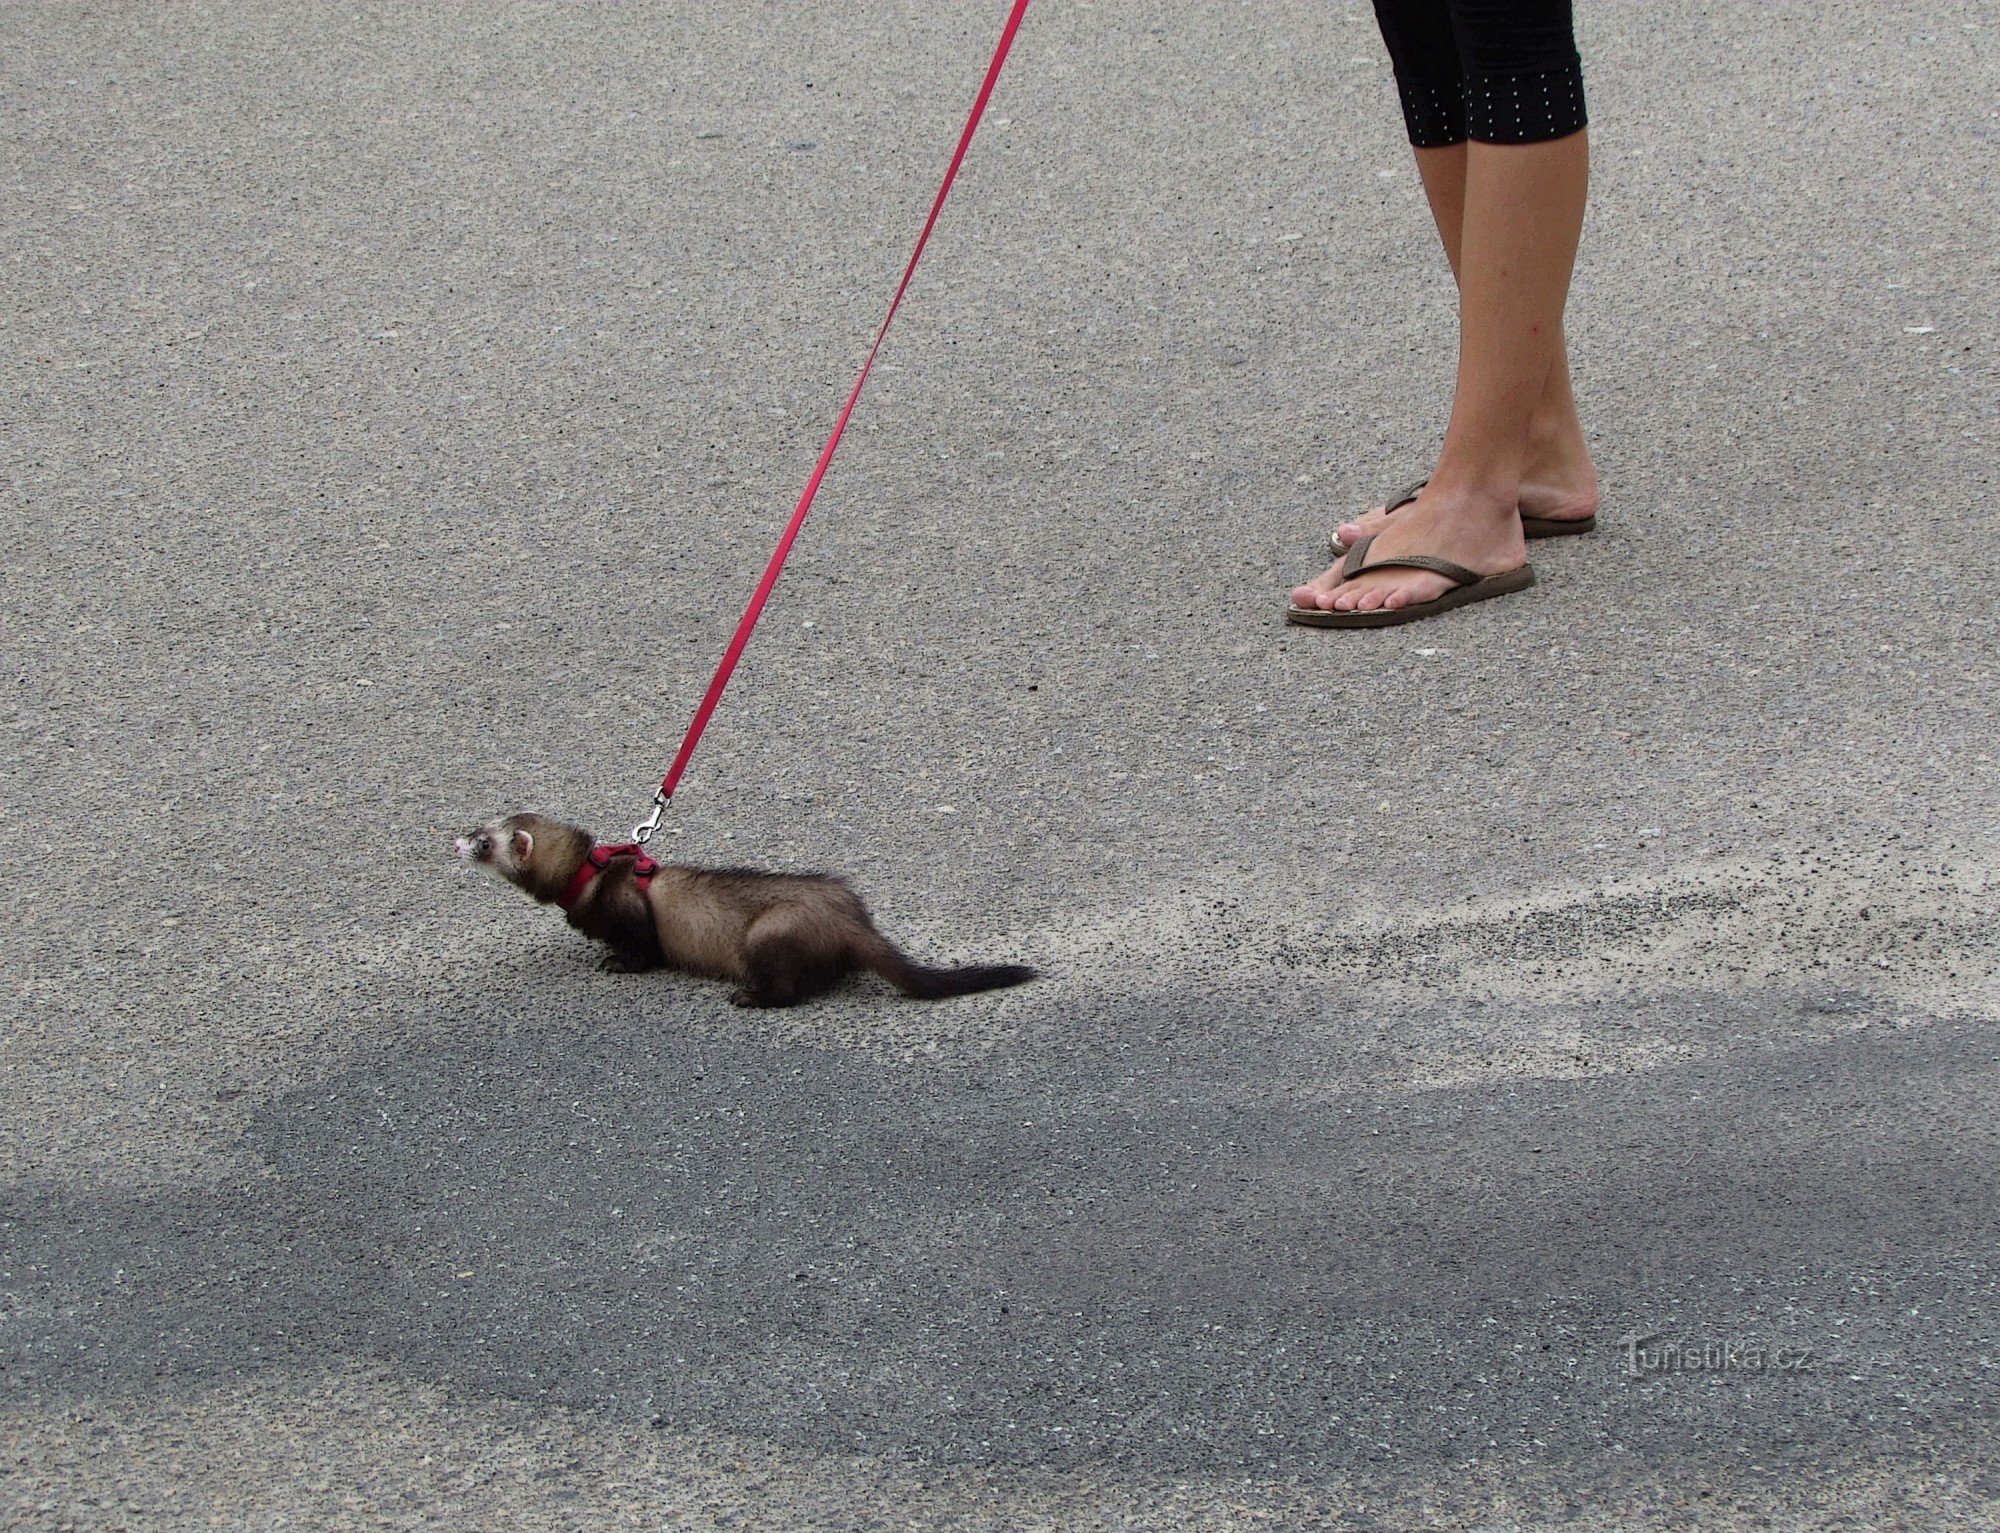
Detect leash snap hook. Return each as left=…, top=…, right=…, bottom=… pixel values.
left=632, top=789, right=669, bottom=845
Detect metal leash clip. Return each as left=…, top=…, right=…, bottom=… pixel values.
left=632, top=788, right=669, bottom=845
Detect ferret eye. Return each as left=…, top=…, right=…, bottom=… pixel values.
left=476, top=835, right=492, bottom=853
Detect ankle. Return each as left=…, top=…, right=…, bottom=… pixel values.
left=1524, top=408, right=1593, bottom=471
left=1419, top=473, right=1523, bottom=522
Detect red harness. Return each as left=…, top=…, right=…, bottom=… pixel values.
left=556, top=843, right=659, bottom=912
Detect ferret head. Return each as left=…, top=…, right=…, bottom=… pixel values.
left=452, top=811, right=590, bottom=901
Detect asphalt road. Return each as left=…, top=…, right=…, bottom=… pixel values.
left=4, top=2, right=1997, bottom=1528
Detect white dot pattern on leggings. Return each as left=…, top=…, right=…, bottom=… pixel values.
left=1467, top=61, right=1587, bottom=143
left=1392, top=58, right=1587, bottom=149
left=1398, top=78, right=1467, bottom=148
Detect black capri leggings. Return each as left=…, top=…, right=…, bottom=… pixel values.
left=1371, top=0, right=1586, bottom=147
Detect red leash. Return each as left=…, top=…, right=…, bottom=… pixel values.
left=633, top=0, right=1035, bottom=844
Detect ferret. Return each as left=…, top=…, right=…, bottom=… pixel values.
left=453, top=811, right=1037, bottom=1008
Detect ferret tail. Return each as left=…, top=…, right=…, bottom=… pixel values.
left=860, top=936, right=1038, bottom=999
left=895, top=960, right=1040, bottom=999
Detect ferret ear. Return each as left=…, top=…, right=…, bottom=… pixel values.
left=509, top=828, right=535, bottom=862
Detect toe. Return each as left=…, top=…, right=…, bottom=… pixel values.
left=1289, top=561, right=1353, bottom=610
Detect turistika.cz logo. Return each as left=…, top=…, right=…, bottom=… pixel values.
left=1619, top=1331, right=1816, bottom=1379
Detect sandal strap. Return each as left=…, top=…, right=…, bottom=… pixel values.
left=1338, top=533, right=1482, bottom=588
left=1384, top=478, right=1428, bottom=514
left=1327, top=479, right=1428, bottom=554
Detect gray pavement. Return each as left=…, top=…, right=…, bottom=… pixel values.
left=4, top=2, right=1998, bottom=1528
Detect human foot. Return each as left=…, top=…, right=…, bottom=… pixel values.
left=1336, top=462, right=1600, bottom=560
left=1286, top=539, right=1535, bottom=627
left=1292, top=483, right=1529, bottom=615
left=1331, top=410, right=1600, bottom=553
left=1330, top=472, right=1598, bottom=554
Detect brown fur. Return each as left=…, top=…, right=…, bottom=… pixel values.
left=454, top=811, right=1037, bottom=1008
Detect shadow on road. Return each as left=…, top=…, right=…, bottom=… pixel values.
left=4, top=994, right=1995, bottom=1476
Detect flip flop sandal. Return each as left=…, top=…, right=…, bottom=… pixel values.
left=1328, top=477, right=1599, bottom=557
left=1328, top=478, right=1427, bottom=557
left=1286, top=532, right=1535, bottom=629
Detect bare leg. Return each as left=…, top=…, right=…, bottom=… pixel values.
left=1293, top=129, right=1590, bottom=614
left=1325, top=139, right=1598, bottom=553
left=1417, top=141, right=1469, bottom=278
